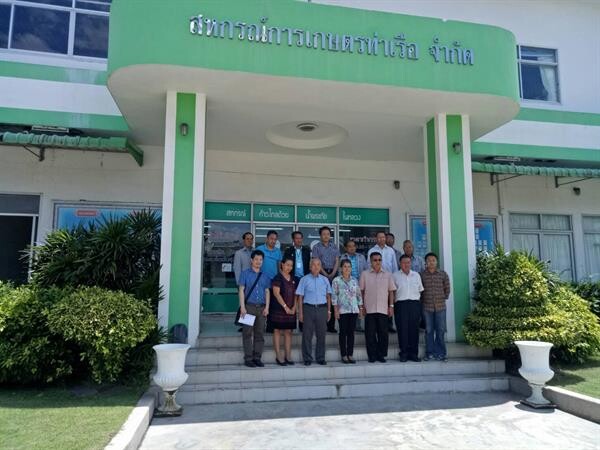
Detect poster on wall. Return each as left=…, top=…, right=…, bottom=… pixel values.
left=409, top=216, right=429, bottom=259
left=54, top=204, right=161, bottom=229
left=409, top=215, right=497, bottom=256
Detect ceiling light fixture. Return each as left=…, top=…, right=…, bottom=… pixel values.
left=296, top=122, right=318, bottom=132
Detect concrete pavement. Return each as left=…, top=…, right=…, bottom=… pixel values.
left=139, top=392, right=599, bottom=450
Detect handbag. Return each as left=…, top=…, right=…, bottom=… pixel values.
left=234, top=272, right=263, bottom=326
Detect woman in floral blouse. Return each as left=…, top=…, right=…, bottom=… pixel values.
left=332, top=259, right=364, bottom=363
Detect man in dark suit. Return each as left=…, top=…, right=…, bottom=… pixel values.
left=284, top=231, right=311, bottom=331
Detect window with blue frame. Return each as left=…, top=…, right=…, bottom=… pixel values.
left=0, top=0, right=110, bottom=58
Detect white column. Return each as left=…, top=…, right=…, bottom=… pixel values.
left=157, top=91, right=177, bottom=331
left=434, top=113, right=456, bottom=342
left=188, top=93, right=207, bottom=344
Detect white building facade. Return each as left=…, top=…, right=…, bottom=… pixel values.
left=0, top=0, right=599, bottom=345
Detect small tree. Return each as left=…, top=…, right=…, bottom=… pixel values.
left=464, top=247, right=600, bottom=364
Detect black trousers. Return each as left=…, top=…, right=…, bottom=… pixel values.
left=324, top=270, right=337, bottom=331
left=338, top=313, right=358, bottom=357
left=395, top=300, right=421, bottom=359
left=365, top=313, right=389, bottom=360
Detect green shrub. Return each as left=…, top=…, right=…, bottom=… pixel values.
left=48, top=287, right=157, bottom=384
left=570, top=281, right=600, bottom=319
left=549, top=287, right=600, bottom=364
left=464, top=247, right=600, bottom=364
left=0, top=283, right=75, bottom=384
left=30, top=210, right=162, bottom=312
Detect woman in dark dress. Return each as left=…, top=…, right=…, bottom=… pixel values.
left=270, top=256, right=297, bottom=366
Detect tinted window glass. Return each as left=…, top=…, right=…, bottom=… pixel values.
left=0, top=4, right=10, bottom=49
left=74, top=12, right=108, bottom=57
left=12, top=6, right=69, bottom=54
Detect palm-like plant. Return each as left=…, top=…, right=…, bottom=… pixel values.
left=28, top=209, right=162, bottom=312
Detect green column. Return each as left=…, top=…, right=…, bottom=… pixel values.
left=425, top=114, right=475, bottom=342
left=168, top=93, right=197, bottom=329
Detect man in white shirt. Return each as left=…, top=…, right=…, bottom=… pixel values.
left=392, top=255, right=424, bottom=362
left=368, top=231, right=399, bottom=273
left=368, top=231, right=399, bottom=332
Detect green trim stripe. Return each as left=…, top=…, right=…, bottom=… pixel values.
left=0, top=106, right=128, bottom=132
left=168, top=93, right=197, bottom=329
left=426, top=119, right=439, bottom=255
left=0, top=61, right=107, bottom=85
left=472, top=142, right=600, bottom=163
left=517, top=108, right=600, bottom=127
left=446, top=115, right=470, bottom=342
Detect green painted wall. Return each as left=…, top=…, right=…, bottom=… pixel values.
left=518, top=108, right=600, bottom=126
left=426, top=119, right=440, bottom=256
left=0, top=61, right=107, bottom=85
left=168, top=93, right=197, bottom=329
left=445, top=115, right=470, bottom=342
left=108, top=0, right=519, bottom=101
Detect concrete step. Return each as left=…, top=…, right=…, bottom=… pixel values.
left=196, top=331, right=398, bottom=348
left=184, top=358, right=505, bottom=385
left=185, top=342, right=491, bottom=366
left=176, top=373, right=510, bottom=405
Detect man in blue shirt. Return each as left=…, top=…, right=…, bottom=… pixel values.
left=256, top=230, right=282, bottom=280
left=296, top=258, right=332, bottom=366
left=339, top=239, right=368, bottom=280
left=238, top=250, right=271, bottom=368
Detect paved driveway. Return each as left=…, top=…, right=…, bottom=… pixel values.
left=140, top=392, right=599, bottom=450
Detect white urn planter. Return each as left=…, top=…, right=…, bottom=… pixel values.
left=153, top=343, right=190, bottom=417
left=514, top=340, right=556, bottom=409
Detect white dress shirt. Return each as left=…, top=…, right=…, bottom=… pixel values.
left=367, top=244, right=398, bottom=274
left=392, top=269, right=424, bottom=301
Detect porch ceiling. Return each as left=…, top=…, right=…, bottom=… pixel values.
left=108, top=65, right=518, bottom=161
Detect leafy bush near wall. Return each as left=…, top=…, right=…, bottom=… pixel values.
left=570, top=281, right=600, bottom=319
left=464, top=247, right=600, bottom=364
left=48, top=287, right=157, bottom=384
left=29, top=210, right=162, bottom=312
left=0, top=283, right=75, bottom=384
left=550, top=286, right=600, bottom=363
left=0, top=283, right=160, bottom=386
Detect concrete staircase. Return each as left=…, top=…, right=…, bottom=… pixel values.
left=177, top=332, right=509, bottom=405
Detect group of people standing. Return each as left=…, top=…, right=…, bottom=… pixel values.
left=234, top=228, right=450, bottom=368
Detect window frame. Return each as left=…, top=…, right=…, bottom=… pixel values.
left=509, top=212, right=575, bottom=281
left=517, top=44, right=561, bottom=105
left=582, top=214, right=600, bottom=281
left=0, top=0, right=110, bottom=61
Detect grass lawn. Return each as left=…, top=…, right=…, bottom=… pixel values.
left=0, top=384, right=144, bottom=450
left=549, top=355, right=600, bottom=399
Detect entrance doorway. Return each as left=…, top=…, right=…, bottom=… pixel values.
left=0, top=194, right=40, bottom=284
